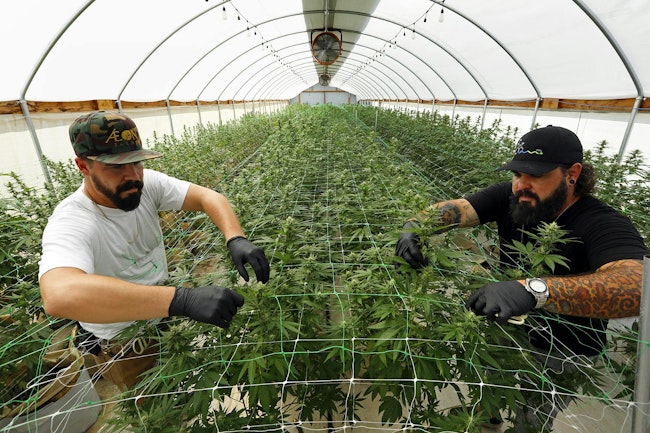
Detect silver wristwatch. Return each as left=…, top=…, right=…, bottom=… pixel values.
left=525, top=278, right=549, bottom=309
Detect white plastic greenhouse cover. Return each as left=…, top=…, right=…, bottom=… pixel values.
left=2, top=0, right=648, bottom=104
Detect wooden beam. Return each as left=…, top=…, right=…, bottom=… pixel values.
left=0, top=97, right=646, bottom=116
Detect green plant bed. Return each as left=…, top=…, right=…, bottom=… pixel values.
left=1, top=104, right=645, bottom=433
left=95, top=104, right=643, bottom=433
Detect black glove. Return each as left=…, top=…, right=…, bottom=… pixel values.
left=227, top=236, right=270, bottom=283
left=169, top=285, right=244, bottom=329
left=465, top=281, right=535, bottom=325
left=395, top=220, right=429, bottom=269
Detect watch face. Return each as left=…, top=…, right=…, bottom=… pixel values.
left=529, top=279, right=547, bottom=293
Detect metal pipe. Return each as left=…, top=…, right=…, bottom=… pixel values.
left=166, top=99, right=174, bottom=137
left=573, top=0, right=644, bottom=163
left=196, top=98, right=203, bottom=127
left=530, top=97, right=541, bottom=131
left=19, top=99, right=52, bottom=188
left=374, top=107, right=378, bottom=131
left=619, top=96, right=643, bottom=161
left=480, top=99, right=488, bottom=130
left=631, top=255, right=650, bottom=433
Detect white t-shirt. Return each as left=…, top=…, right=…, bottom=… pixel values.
left=38, top=169, right=191, bottom=339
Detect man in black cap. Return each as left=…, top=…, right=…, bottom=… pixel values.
left=39, top=111, right=270, bottom=390
left=395, top=125, right=647, bottom=431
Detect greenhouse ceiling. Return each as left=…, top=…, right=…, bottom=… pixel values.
left=1, top=0, right=649, bottom=111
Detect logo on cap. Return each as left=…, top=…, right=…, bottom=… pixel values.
left=514, top=139, right=543, bottom=156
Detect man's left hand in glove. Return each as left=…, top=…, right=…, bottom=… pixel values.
left=226, top=236, right=270, bottom=283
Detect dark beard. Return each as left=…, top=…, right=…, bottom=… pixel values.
left=91, top=174, right=143, bottom=211
left=509, top=181, right=568, bottom=226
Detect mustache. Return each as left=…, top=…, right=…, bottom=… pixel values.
left=515, top=190, right=539, bottom=201
left=116, top=180, right=143, bottom=194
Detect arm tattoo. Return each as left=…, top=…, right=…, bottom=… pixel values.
left=544, top=259, right=643, bottom=318
left=437, top=202, right=462, bottom=226
left=418, top=199, right=479, bottom=233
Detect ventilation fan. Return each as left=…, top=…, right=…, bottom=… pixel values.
left=311, top=31, right=342, bottom=65
left=319, top=73, right=331, bottom=86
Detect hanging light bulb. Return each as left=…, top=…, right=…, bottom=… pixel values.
left=424, top=13, right=428, bottom=23
left=411, top=26, right=416, bottom=39
left=438, top=8, right=444, bottom=22
left=247, top=26, right=251, bottom=37
left=221, top=6, right=227, bottom=20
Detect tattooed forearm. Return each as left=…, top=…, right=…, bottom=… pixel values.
left=437, top=202, right=462, bottom=226
left=544, top=259, right=643, bottom=318
left=416, top=199, right=480, bottom=232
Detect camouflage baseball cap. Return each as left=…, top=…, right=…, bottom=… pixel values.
left=69, top=111, right=163, bottom=164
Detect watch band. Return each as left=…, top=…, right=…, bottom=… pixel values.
left=525, top=277, right=549, bottom=309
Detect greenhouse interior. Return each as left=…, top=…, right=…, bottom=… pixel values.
left=1, top=1, right=649, bottom=432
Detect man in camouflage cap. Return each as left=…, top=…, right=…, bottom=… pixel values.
left=39, top=111, right=270, bottom=391
left=69, top=111, right=162, bottom=164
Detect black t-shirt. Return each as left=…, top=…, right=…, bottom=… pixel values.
left=467, top=182, right=648, bottom=355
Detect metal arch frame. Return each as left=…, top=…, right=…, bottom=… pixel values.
left=203, top=28, right=444, bottom=108
left=258, top=58, right=385, bottom=102
left=252, top=58, right=397, bottom=103
left=293, top=9, right=490, bottom=120
left=281, top=62, right=391, bottom=103
left=206, top=43, right=312, bottom=125
left=115, top=0, right=229, bottom=110
left=423, top=0, right=542, bottom=130
left=192, top=37, right=311, bottom=127
left=258, top=36, right=440, bottom=103
left=194, top=27, right=432, bottom=102
left=242, top=45, right=429, bottom=104
left=193, top=30, right=426, bottom=114
left=262, top=52, right=409, bottom=102
left=110, top=7, right=500, bottom=132
left=572, top=0, right=644, bottom=160
left=16, top=1, right=644, bottom=172
left=255, top=59, right=389, bottom=103
left=321, top=39, right=437, bottom=102
left=289, top=36, right=448, bottom=112
left=322, top=49, right=415, bottom=101
left=302, top=9, right=490, bottom=110
left=18, top=0, right=97, bottom=186
left=267, top=62, right=383, bottom=101
left=192, top=41, right=307, bottom=126
left=430, top=0, right=642, bottom=152
left=114, top=8, right=493, bottom=128
left=212, top=40, right=312, bottom=100
left=326, top=31, right=447, bottom=100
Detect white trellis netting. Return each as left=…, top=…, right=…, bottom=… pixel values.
left=2, top=1, right=650, bottom=431
left=3, top=105, right=646, bottom=433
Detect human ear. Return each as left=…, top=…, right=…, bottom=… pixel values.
left=74, top=157, right=91, bottom=176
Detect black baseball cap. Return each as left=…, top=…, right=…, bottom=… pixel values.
left=497, top=125, right=583, bottom=175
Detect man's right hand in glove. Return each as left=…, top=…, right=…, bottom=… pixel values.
left=395, top=220, right=429, bottom=269
left=169, top=285, right=244, bottom=329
